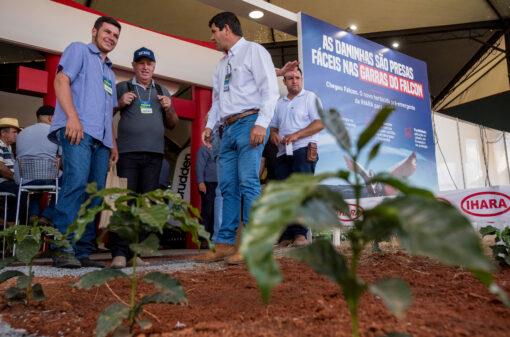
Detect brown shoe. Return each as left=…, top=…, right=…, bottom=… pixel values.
left=129, top=257, right=149, bottom=267
left=225, top=251, right=243, bottom=265
left=111, top=256, right=127, bottom=269
left=292, top=235, right=309, bottom=247
left=194, top=244, right=235, bottom=263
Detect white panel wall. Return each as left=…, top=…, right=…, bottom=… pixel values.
left=434, top=112, right=510, bottom=191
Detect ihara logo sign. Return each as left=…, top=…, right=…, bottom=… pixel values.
left=338, top=204, right=364, bottom=222
left=460, top=191, right=510, bottom=217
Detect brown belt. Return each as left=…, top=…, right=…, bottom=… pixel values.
left=223, top=109, right=259, bottom=126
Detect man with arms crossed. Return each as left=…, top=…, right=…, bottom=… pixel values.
left=197, top=12, right=280, bottom=264
left=49, top=16, right=121, bottom=268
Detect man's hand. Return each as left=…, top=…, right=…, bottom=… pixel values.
left=65, top=115, right=84, bottom=145
left=282, top=132, right=300, bottom=144
left=202, top=128, right=213, bottom=148
left=118, top=91, right=136, bottom=109
left=250, top=125, right=266, bottom=147
left=276, top=60, right=299, bottom=77
left=198, top=182, right=207, bottom=193
left=270, top=131, right=282, bottom=146
left=110, top=144, right=119, bottom=166
left=157, top=95, right=172, bottom=111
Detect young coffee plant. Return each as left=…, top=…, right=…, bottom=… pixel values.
left=480, top=225, right=510, bottom=267
left=241, top=105, right=509, bottom=337
left=71, top=184, right=208, bottom=337
left=0, top=224, right=68, bottom=305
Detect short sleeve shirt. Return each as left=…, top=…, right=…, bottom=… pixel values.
left=49, top=42, right=117, bottom=148
left=270, top=89, right=323, bottom=157
left=0, top=139, right=14, bottom=184
left=116, top=79, right=171, bottom=154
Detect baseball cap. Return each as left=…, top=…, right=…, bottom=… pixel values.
left=36, top=105, right=55, bottom=117
left=133, top=47, right=156, bottom=62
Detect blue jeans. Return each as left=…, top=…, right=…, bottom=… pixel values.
left=211, top=131, right=223, bottom=242
left=52, top=130, right=110, bottom=259
left=275, top=146, right=317, bottom=240
left=215, top=114, right=267, bottom=245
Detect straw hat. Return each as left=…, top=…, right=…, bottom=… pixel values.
left=0, top=117, right=21, bottom=131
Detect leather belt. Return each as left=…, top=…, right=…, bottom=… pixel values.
left=223, top=109, right=259, bottom=126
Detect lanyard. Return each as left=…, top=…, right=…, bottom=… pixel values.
left=97, top=57, right=110, bottom=82
left=134, top=83, right=152, bottom=104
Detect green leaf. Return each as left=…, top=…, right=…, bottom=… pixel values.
left=318, top=107, right=351, bottom=152
left=473, top=270, right=510, bottom=306
left=5, top=286, right=26, bottom=301
left=500, top=227, right=510, bottom=247
left=129, top=233, right=160, bottom=256
left=16, top=237, right=40, bottom=264
left=16, top=275, right=31, bottom=289
left=367, top=142, right=382, bottom=163
left=0, top=270, right=25, bottom=283
left=74, top=268, right=127, bottom=289
left=31, top=283, right=45, bottom=302
left=135, top=204, right=169, bottom=231
left=14, top=226, right=30, bottom=243
left=480, top=225, right=498, bottom=237
left=139, top=291, right=185, bottom=306
left=0, top=257, right=15, bottom=269
left=143, top=272, right=186, bottom=300
left=370, top=173, right=435, bottom=198
left=241, top=173, right=336, bottom=302
left=356, top=105, right=394, bottom=151
left=383, top=195, right=492, bottom=272
left=96, top=303, right=130, bottom=337
left=71, top=205, right=105, bottom=242
left=362, top=206, right=402, bottom=242
left=290, top=240, right=366, bottom=309
left=369, top=278, right=412, bottom=319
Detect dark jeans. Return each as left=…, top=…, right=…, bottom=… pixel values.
left=275, top=146, right=317, bottom=240
left=200, top=181, right=217, bottom=239
left=109, top=152, right=163, bottom=259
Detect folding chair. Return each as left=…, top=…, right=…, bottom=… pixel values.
left=0, top=191, right=15, bottom=258
left=13, top=158, right=59, bottom=255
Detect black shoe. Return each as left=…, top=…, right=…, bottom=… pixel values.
left=79, top=257, right=106, bottom=268
left=52, top=253, right=81, bottom=269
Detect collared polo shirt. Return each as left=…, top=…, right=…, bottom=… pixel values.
left=49, top=42, right=117, bottom=148
left=270, top=89, right=323, bottom=157
left=206, top=37, right=279, bottom=129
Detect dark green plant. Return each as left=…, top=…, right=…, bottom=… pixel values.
left=0, top=224, right=69, bottom=305
left=241, top=105, right=509, bottom=337
left=71, top=184, right=208, bottom=337
left=480, top=225, right=510, bottom=267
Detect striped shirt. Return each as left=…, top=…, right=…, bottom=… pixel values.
left=0, top=139, right=14, bottom=183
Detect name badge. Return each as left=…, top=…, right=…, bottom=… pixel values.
left=140, top=102, right=153, bottom=114
left=223, top=72, right=231, bottom=92
left=103, top=78, right=113, bottom=95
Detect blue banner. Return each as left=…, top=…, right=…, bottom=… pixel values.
left=299, top=13, right=438, bottom=197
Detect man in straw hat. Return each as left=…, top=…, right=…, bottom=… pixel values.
left=0, top=117, right=21, bottom=220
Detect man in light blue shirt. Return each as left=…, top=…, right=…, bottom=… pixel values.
left=49, top=16, right=121, bottom=268
left=198, top=12, right=279, bottom=264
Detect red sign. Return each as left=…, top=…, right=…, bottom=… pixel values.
left=460, top=191, right=510, bottom=217
left=338, top=204, right=364, bottom=222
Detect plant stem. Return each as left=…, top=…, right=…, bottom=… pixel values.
left=349, top=300, right=360, bottom=337
left=129, top=252, right=138, bottom=328
left=26, top=262, right=33, bottom=306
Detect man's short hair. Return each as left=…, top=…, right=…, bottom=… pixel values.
left=36, top=105, right=55, bottom=117
left=208, top=12, right=243, bottom=37
left=94, top=16, right=121, bottom=32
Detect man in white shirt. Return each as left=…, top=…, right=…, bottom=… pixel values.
left=198, top=11, right=279, bottom=264
left=269, top=67, right=324, bottom=247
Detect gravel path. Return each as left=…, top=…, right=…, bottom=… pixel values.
left=0, top=320, right=41, bottom=337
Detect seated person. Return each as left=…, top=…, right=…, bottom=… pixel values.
left=15, top=106, right=61, bottom=224
left=0, top=117, right=21, bottom=221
